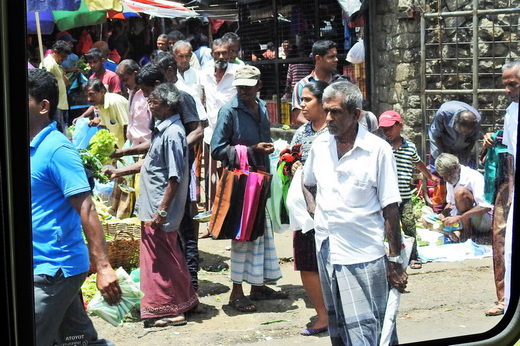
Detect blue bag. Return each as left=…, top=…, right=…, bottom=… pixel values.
left=72, top=118, right=99, bottom=150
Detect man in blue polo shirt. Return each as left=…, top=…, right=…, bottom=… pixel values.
left=29, top=68, right=121, bottom=346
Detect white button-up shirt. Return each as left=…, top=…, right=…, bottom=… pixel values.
left=503, top=102, right=518, bottom=168
left=446, top=165, right=493, bottom=215
left=304, top=127, right=402, bottom=265
left=176, top=67, right=207, bottom=122
left=199, top=61, right=237, bottom=144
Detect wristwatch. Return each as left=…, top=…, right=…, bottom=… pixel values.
left=157, top=209, right=168, bottom=217
left=387, top=255, right=403, bottom=264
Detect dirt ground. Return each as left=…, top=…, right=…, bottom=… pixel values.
left=91, top=224, right=503, bottom=345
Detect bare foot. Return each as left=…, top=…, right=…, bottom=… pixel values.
left=199, top=231, right=210, bottom=239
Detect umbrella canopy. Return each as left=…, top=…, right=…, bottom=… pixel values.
left=53, top=0, right=107, bottom=31
left=107, top=4, right=140, bottom=19
left=27, top=0, right=81, bottom=12
left=123, top=0, right=197, bottom=18
left=27, top=10, right=55, bottom=35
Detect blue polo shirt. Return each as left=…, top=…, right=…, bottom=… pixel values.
left=31, top=122, right=91, bottom=277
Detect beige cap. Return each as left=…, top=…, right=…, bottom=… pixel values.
left=233, top=65, right=261, bottom=87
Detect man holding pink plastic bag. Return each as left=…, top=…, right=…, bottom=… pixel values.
left=211, top=65, right=288, bottom=313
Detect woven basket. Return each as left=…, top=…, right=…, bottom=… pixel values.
left=106, top=230, right=140, bottom=272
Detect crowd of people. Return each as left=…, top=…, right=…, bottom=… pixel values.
left=29, top=20, right=519, bottom=346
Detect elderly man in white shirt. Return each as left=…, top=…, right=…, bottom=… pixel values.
left=501, top=60, right=520, bottom=312
left=198, top=38, right=237, bottom=223
left=435, top=153, right=493, bottom=243
left=172, top=40, right=207, bottom=122
left=303, top=81, right=407, bottom=346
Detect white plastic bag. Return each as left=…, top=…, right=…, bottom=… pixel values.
left=380, top=235, right=414, bottom=346
left=346, top=39, right=365, bottom=64
left=87, top=267, right=144, bottom=327
left=286, top=167, right=314, bottom=233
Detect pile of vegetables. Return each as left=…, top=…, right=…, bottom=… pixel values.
left=79, top=130, right=117, bottom=183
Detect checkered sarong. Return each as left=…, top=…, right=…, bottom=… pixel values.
left=230, top=210, right=282, bottom=285
left=317, top=238, right=394, bottom=346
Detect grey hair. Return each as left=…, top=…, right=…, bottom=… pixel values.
left=502, top=60, right=520, bottom=76
left=172, top=40, right=192, bottom=54
left=322, top=80, right=363, bottom=112
left=149, top=82, right=181, bottom=112
left=435, top=153, right=460, bottom=176
left=212, top=38, right=229, bottom=50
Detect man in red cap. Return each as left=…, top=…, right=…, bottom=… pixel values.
left=379, top=110, right=438, bottom=269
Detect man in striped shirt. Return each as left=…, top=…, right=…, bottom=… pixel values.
left=379, top=110, right=438, bottom=269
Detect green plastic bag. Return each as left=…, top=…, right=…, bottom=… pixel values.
left=87, top=267, right=144, bottom=327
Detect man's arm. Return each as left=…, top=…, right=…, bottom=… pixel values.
left=146, top=177, right=179, bottom=230
left=68, top=192, right=122, bottom=305
left=185, top=121, right=203, bottom=148
left=111, top=141, right=150, bottom=158
left=382, top=202, right=408, bottom=293
left=443, top=205, right=491, bottom=227
left=73, top=105, right=96, bottom=124
left=416, top=160, right=439, bottom=183
left=103, top=161, right=143, bottom=180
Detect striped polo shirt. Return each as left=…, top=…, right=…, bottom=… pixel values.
left=393, top=137, right=420, bottom=200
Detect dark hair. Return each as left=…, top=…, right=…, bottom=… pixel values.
left=167, top=30, right=185, bottom=43
left=155, top=54, right=177, bottom=73
left=136, top=63, right=165, bottom=87
left=266, top=42, right=274, bottom=50
left=157, top=33, right=168, bottom=41
left=84, top=47, right=104, bottom=62
left=150, top=49, right=170, bottom=64
left=85, top=78, right=107, bottom=93
left=302, top=80, right=329, bottom=103
left=51, top=40, right=72, bottom=55
left=118, top=59, right=140, bottom=75
left=28, top=68, right=58, bottom=121
left=149, top=82, right=181, bottom=113
left=199, top=34, right=209, bottom=46
left=311, top=40, right=337, bottom=58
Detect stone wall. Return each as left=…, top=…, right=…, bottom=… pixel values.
left=369, top=0, right=519, bottom=158
left=370, top=0, right=423, bottom=152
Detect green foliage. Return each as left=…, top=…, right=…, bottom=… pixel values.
left=87, top=129, right=117, bottom=165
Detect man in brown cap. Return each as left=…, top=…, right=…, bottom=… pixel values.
left=211, top=65, right=288, bottom=313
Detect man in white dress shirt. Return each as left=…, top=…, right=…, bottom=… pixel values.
left=303, top=81, right=407, bottom=345
left=198, top=38, right=237, bottom=221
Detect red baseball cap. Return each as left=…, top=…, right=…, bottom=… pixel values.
left=378, top=110, right=402, bottom=127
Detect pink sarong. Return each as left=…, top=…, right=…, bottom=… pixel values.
left=140, top=224, right=199, bottom=319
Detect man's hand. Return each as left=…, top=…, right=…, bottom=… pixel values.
left=387, top=261, right=408, bottom=293
left=291, top=160, right=302, bottom=175
left=443, top=215, right=462, bottom=227
left=96, top=266, right=122, bottom=305
left=102, top=167, right=119, bottom=180
left=144, top=213, right=167, bottom=231
left=252, top=142, right=274, bottom=154
left=89, top=117, right=101, bottom=127
left=482, top=132, right=495, bottom=149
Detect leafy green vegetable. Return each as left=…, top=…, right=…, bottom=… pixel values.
left=81, top=274, right=98, bottom=303
left=79, top=150, right=109, bottom=183
left=87, top=129, right=117, bottom=165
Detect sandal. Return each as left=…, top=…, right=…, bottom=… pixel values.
left=228, top=296, right=257, bottom=313
left=250, top=286, right=289, bottom=301
left=485, top=302, right=505, bottom=316
left=143, top=315, right=187, bottom=328
left=409, top=260, right=422, bottom=269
